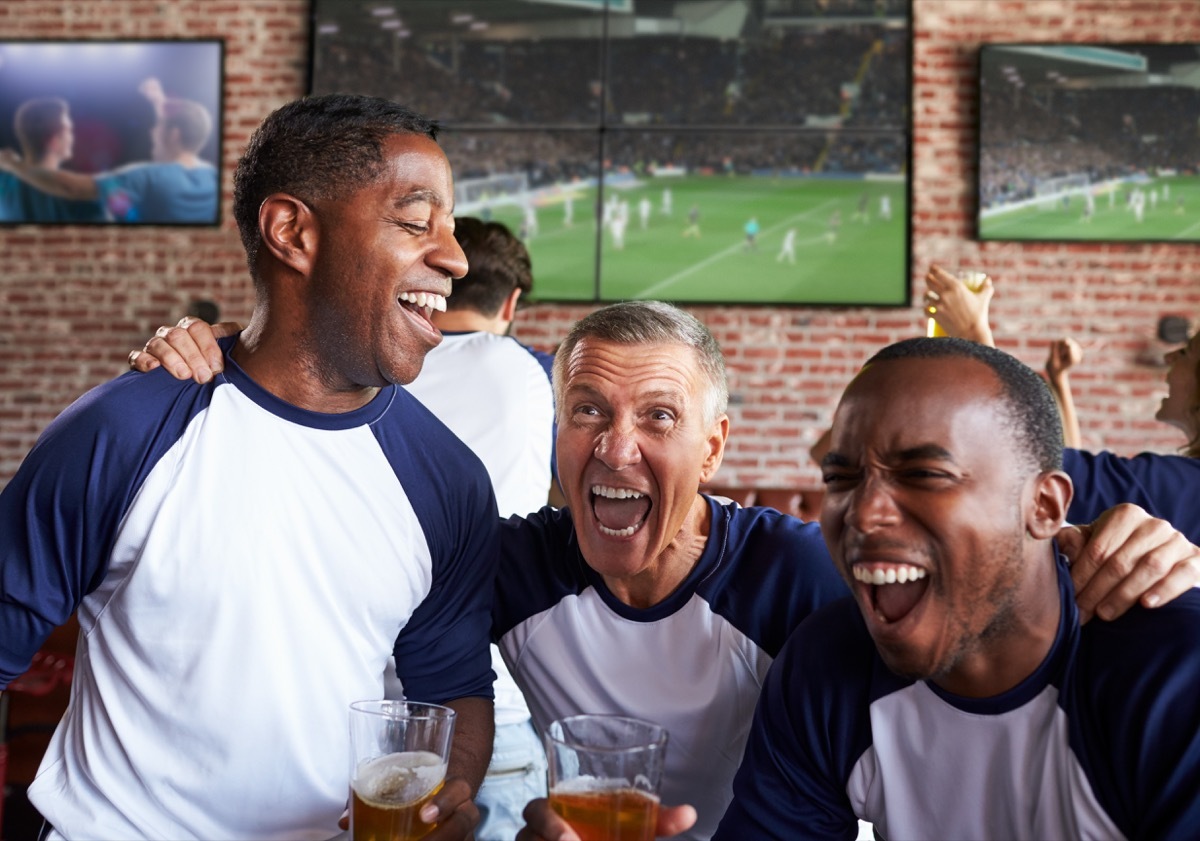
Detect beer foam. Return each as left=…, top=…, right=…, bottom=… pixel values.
left=356, top=751, right=447, bottom=805
left=553, top=776, right=657, bottom=799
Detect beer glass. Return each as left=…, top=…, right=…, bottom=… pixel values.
left=545, top=714, right=668, bottom=841
left=927, top=270, right=988, bottom=337
left=348, top=700, right=456, bottom=841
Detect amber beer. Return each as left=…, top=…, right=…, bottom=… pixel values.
left=550, top=786, right=659, bottom=841
left=928, top=270, right=988, bottom=337
left=350, top=750, right=446, bottom=841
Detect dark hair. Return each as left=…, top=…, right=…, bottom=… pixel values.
left=553, top=300, right=728, bottom=425
left=161, top=98, right=213, bottom=154
left=865, top=337, right=1064, bottom=472
left=14, top=97, right=68, bottom=160
left=233, top=94, right=438, bottom=277
left=448, top=217, right=533, bottom=316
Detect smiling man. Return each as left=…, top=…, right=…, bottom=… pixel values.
left=0, top=95, right=496, bottom=840
left=715, top=337, right=1200, bottom=840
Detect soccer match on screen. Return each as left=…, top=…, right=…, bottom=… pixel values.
left=978, top=43, right=1200, bottom=243
left=312, top=0, right=911, bottom=306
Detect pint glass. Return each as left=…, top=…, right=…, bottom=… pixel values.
left=545, top=714, right=668, bottom=841
left=348, top=700, right=456, bottom=841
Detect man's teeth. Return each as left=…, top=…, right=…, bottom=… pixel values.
left=592, top=485, right=645, bottom=537
left=398, top=291, right=447, bottom=312
left=591, top=485, right=644, bottom=500
left=852, top=566, right=928, bottom=585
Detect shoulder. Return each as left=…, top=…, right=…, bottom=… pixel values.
left=700, top=501, right=849, bottom=654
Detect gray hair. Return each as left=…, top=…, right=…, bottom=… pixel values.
left=552, top=300, right=729, bottom=425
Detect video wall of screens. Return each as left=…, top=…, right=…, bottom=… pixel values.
left=0, top=39, right=224, bottom=226
left=310, top=0, right=911, bottom=306
left=978, top=43, right=1200, bottom=243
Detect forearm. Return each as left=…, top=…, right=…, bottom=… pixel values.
left=958, top=319, right=995, bottom=346
left=443, top=695, right=494, bottom=795
left=12, top=164, right=99, bottom=201
left=1048, top=371, right=1082, bottom=448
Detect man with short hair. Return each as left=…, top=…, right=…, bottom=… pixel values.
left=406, top=216, right=556, bottom=840
left=0, top=97, right=105, bottom=222
left=0, top=93, right=495, bottom=840
left=715, top=337, right=1200, bottom=839
left=0, top=77, right=217, bottom=223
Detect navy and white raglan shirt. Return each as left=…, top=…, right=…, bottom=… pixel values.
left=493, top=497, right=849, bottom=841
left=0, top=336, right=499, bottom=841
left=715, top=553, right=1200, bottom=840
left=1063, top=447, right=1200, bottom=544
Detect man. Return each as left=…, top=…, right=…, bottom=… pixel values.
left=407, top=216, right=556, bottom=840
left=715, top=338, right=1200, bottom=839
left=0, top=97, right=105, bottom=222
left=130, top=303, right=1200, bottom=841
left=0, top=77, right=216, bottom=223
left=0, top=94, right=495, bottom=840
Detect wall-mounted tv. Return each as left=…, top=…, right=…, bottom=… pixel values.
left=309, top=0, right=912, bottom=307
left=978, top=43, right=1200, bottom=242
left=0, top=39, right=223, bottom=226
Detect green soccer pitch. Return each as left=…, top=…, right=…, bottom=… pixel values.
left=979, top=175, right=1200, bottom=243
left=479, top=175, right=909, bottom=306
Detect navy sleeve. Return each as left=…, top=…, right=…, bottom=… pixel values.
left=382, top=393, right=501, bottom=704
left=1069, top=593, right=1200, bottom=838
left=0, top=370, right=213, bottom=686
left=491, top=506, right=585, bottom=640
left=526, top=345, right=558, bottom=488
left=1063, top=448, right=1200, bottom=544
left=715, top=600, right=871, bottom=840
left=706, top=504, right=851, bottom=657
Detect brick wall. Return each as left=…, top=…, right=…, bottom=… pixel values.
left=2, top=0, right=1199, bottom=490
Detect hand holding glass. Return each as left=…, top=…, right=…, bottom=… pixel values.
left=348, top=700, right=456, bottom=841
left=546, top=714, right=668, bottom=841
left=927, top=270, right=988, bottom=337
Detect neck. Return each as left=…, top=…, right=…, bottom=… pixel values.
left=432, top=308, right=508, bottom=335
left=932, top=542, right=1062, bottom=698
left=232, top=308, right=380, bottom=414
left=604, top=494, right=711, bottom=609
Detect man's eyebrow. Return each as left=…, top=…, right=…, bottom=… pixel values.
left=895, top=444, right=955, bottom=462
left=821, top=444, right=954, bottom=469
left=821, top=452, right=853, bottom=469
left=392, top=189, right=443, bottom=210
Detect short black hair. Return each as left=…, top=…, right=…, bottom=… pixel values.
left=449, top=217, right=533, bottom=316
left=865, top=337, right=1064, bottom=472
left=233, top=94, right=438, bottom=277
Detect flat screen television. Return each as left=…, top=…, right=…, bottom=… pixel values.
left=309, top=0, right=912, bottom=307
left=977, top=43, right=1200, bottom=242
left=0, top=39, right=224, bottom=226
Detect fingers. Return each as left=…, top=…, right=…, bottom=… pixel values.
left=419, top=777, right=478, bottom=840
left=127, top=348, right=161, bottom=373
left=658, top=804, right=699, bottom=837
left=518, top=798, right=580, bottom=841
left=1065, top=504, right=1198, bottom=622
left=136, top=317, right=226, bottom=383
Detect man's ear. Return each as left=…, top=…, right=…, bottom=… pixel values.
left=1027, top=470, right=1072, bottom=539
left=258, top=193, right=318, bottom=277
left=698, top=414, right=731, bottom=485
left=499, top=288, right=522, bottom=324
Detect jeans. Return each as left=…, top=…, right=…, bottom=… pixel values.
left=475, top=719, right=547, bottom=841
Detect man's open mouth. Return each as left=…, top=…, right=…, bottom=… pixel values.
left=852, top=564, right=930, bottom=624
left=591, top=484, right=652, bottom=538
left=398, top=291, right=447, bottom=321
